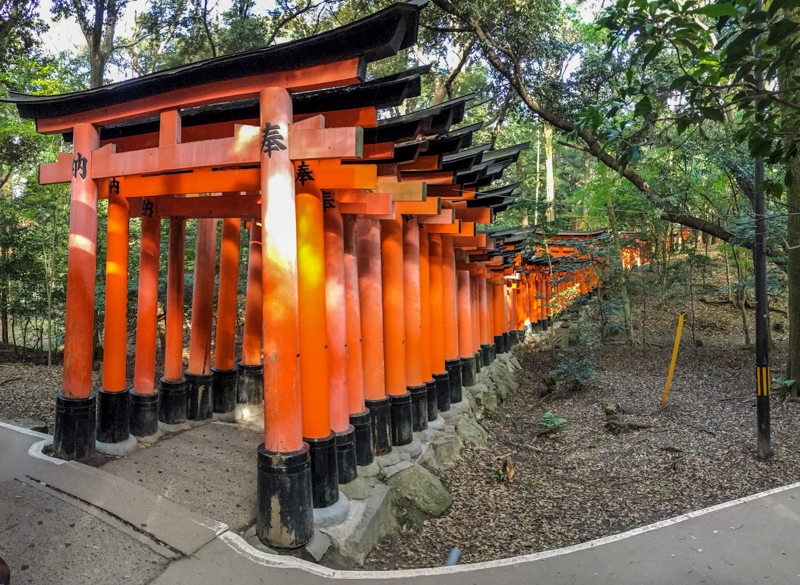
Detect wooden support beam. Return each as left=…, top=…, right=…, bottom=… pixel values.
left=455, top=207, right=491, bottom=224
left=395, top=198, right=440, bottom=215
left=426, top=220, right=462, bottom=234
left=339, top=197, right=392, bottom=216
left=294, top=107, right=377, bottom=129
left=128, top=194, right=260, bottom=218
left=399, top=154, right=440, bottom=172
left=378, top=177, right=426, bottom=202
left=452, top=234, right=487, bottom=248
left=426, top=184, right=464, bottom=198
left=417, top=209, right=455, bottom=224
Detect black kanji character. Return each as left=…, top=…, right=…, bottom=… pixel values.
left=401, top=214, right=414, bottom=222
left=142, top=199, right=154, bottom=218
left=72, top=153, right=88, bottom=179
left=295, top=161, right=314, bottom=185
left=261, top=123, right=287, bottom=158
left=108, top=178, right=120, bottom=196
left=322, top=190, right=336, bottom=212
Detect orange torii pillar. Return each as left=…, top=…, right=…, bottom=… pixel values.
left=159, top=217, right=188, bottom=426
left=322, top=196, right=357, bottom=484
left=237, top=222, right=264, bottom=406
left=540, top=272, right=549, bottom=329
left=296, top=180, right=339, bottom=509
left=470, top=275, right=482, bottom=374
left=256, top=88, right=312, bottom=549
left=53, top=123, right=100, bottom=461
left=212, top=218, right=241, bottom=419
left=441, top=236, right=462, bottom=404
left=491, top=280, right=506, bottom=353
left=186, top=217, right=217, bottom=421
left=357, top=218, right=391, bottom=454
left=485, top=280, right=496, bottom=360
left=457, top=270, right=477, bottom=387
left=419, top=227, right=438, bottom=423
left=429, top=234, right=451, bottom=414
left=344, top=216, right=373, bottom=465
left=130, top=208, right=161, bottom=440
left=527, top=273, right=537, bottom=333
left=402, top=217, right=428, bottom=433
left=381, top=216, right=413, bottom=446
left=479, top=276, right=492, bottom=366
left=97, top=187, right=135, bottom=451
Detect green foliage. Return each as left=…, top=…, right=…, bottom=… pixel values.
left=550, top=345, right=596, bottom=390
left=541, top=410, right=567, bottom=427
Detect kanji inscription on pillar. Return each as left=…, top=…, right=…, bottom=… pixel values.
left=295, top=161, right=314, bottom=185
left=322, top=190, right=336, bottom=212
left=72, top=153, right=88, bottom=179
left=261, top=123, right=287, bottom=158
left=142, top=198, right=154, bottom=218
left=109, top=178, right=120, bottom=196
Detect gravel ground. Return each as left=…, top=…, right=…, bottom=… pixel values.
left=365, top=255, right=799, bottom=569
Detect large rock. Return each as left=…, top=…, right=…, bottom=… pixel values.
left=388, top=463, right=453, bottom=524
left=456, top=413, right=488, bottom=448
left=420, top=434, right=463, bottom=471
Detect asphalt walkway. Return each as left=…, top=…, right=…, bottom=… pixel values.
left=1, top=422, right=799, bottom=585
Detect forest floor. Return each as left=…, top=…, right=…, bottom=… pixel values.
left=1, top=247, right=799, bottom=571
left=363, top=247, right=800, bottom=569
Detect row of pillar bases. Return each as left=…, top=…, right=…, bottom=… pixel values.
left=52, top=307, right=527, bottom=549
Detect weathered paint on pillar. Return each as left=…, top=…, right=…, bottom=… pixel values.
left=492, top=282, right=504, bottom=337
left=214, top=218, right=241, bottom=371
left=356, top=219, right=386, bottom=401
left=260, top=87, right=303, bottom=453
left=322, top=196, right=350, bottom=433
left=164, top=217, right=185, bottom=381
left=343, top=216, right=366, bottom=414
left=419, top=227, right=432, bottom=381
left=63, top=123, right=100, bottom=399
left=457, top=270, right=472, bottom=358
left=441, top=236, right=459, bottom=359
left=381, top=217, right=407, bottom=396
left=133, top=212, right=161, bottom=394
left=241, top=223, right=263, bottom=366
left=479, top=277, right=489, bottom=345
left=470, top=276, right=480, bottom=353
left=187, top=218, right=217, bottom=376
left=429, top=234, right=445, bottom=374
left=402, top=217, right=423, bottom=387
left=102, top=188, right=129, bottom=392
left=296, top=187, right=332, bottom=439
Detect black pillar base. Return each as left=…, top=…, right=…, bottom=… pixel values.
left=425, top=379, right=438, bottom=422
left=96, top=388, right=130, bottom=444
left=236, top=362, right=263, bottom=405
left=502, top=332, right=510, bottom=352
left=366, top=397, right=392, bottom=456
left=53, top=392, right=96, bottom=461
left=185, top=372, right=214, bottom=420
left=433, top=371, right=450, bottom=413
left=306, top=432, right=339, bottom=509
left=461, top=355, right=477, bottom=389
left=542, top=319, right=550, bottom=331
left=408, top=384, right=428, bottom=432
left=335, top=426, right=357, bottom=485
left=494, top=335, right=505, bottom=355
left=350, top=409, right=373, bottom=466
left=474, top=351, right=482, bottom=373
left=130, top=390, right=159, bottom=437
left=211, top=367, right=237, bottom=414
left=489, top=343, right=497, bottom=362
left=481, top=344, right=493, bottom=367
left=390, top=392, right=413, bottom=446
left=445, top=358, right=462, bottom=404
left=159, top=377, right=188, bottom=424
left=256, top=443, right=313, bottom=549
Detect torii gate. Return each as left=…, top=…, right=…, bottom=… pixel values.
left=5, top=0, right=428, bottom=549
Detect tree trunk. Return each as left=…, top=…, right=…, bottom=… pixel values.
left=786, top=153, right=800, bottom=393
left=604, top=180, right=633, bottom=344
left=544, top=122, right=555, bottom=222
left=534, top=124, right=541, bottom=225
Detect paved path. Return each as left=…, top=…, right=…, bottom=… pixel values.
left=2, top=422, right=800, bottom=585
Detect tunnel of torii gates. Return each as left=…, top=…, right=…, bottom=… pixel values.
left=4, top=0, right=599, bottom=549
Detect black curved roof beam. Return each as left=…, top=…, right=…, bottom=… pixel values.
left=440, top=143, right=493, bottom=171
left=4, top=0, right=428, bottom=121
left=424, top=122, right=481, bottom=156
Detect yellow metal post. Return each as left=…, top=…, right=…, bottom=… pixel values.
left=661, top=312, right=685, bottom=408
